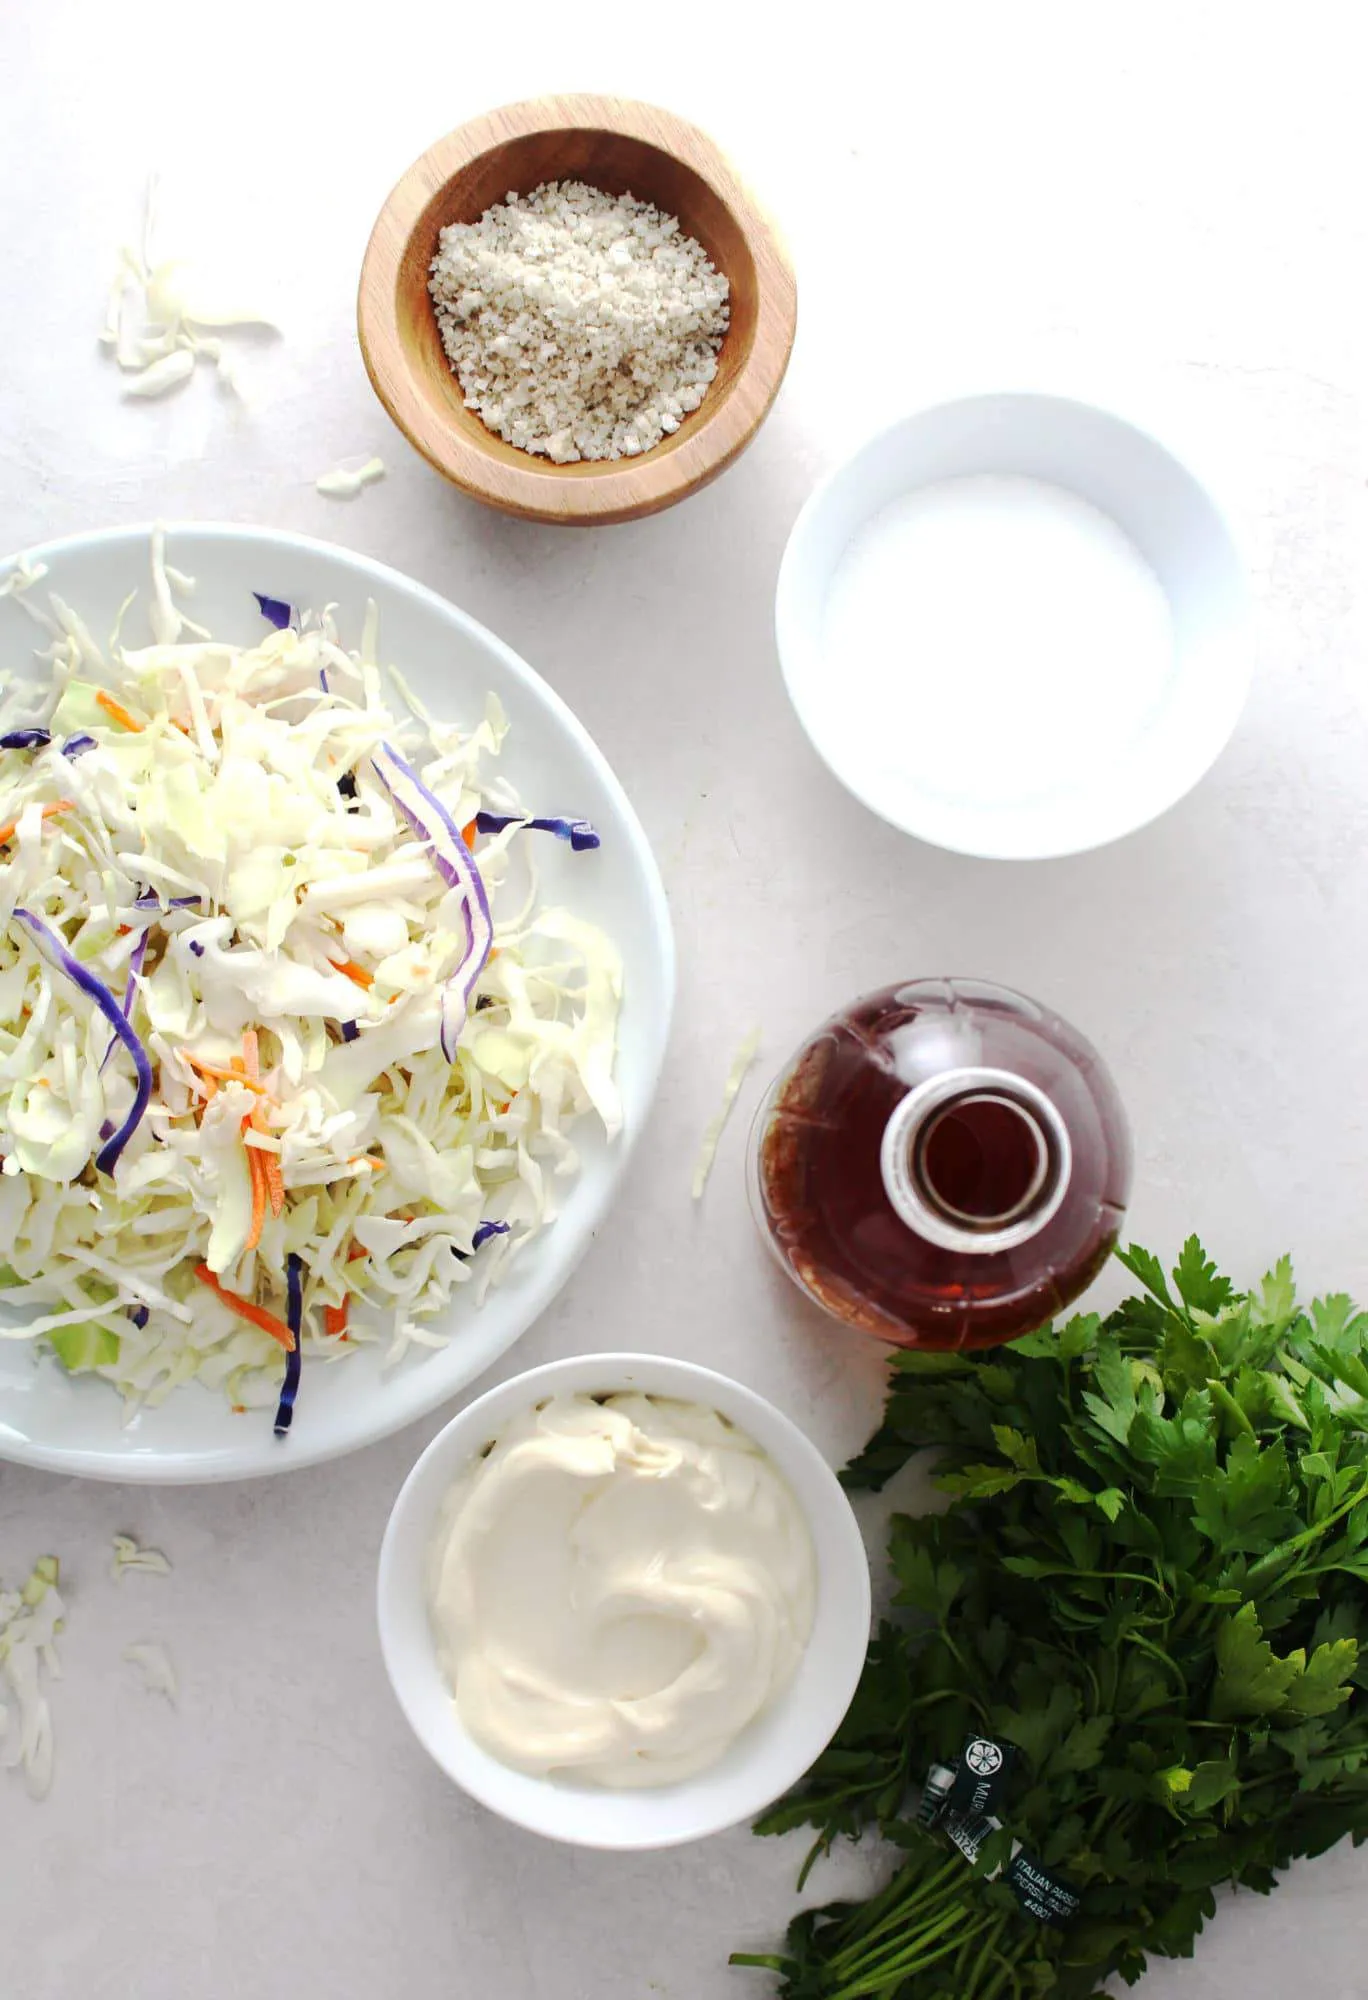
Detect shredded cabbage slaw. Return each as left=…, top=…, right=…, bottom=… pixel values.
left=0, top=535, right=622, bottom=1429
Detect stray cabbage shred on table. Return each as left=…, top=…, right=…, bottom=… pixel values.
left=0, top=535, right=621, bottom=1427
left=0, top=1556, right=63, bottom=1797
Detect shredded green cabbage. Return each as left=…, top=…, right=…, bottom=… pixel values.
left=0, top=534, right=622, bottom=1417
left=99, top=178, right=278, bottom=400
left=123, top=1641, right=178, bottom=1704
left=111, top=1535, right=172, bottom=1580
left=0, top=1556, right=63, bottom=1797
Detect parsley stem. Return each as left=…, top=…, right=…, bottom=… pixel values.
left=1017, top=1563, right=1172, bottom=1603
left=829, top=1892, right=970, bottom=1971
left=907, top=1686, right=970, bottom=1713
left=795, top=1833, right=832, bottom=1893
left=980, top=1950, right=1025, bottom=2000
left=1247, top=1476, right=1368, bottom=1579
left=827, top=1861, right=924, bottom=1944
left=825, top=1855, right=965, bottom=1965
left=949, top=1922, right=981, bottom=1988
left=826, top=1904, right=973, bottom=2000
left=936, top=1622, right=979, bottom=1685
left=1124, top=1628, right=1188, bottom=1695
left=965, top=1912, right=1009, bottom=1990
left=1072, top=1645, right=1104, bottom=1713
left=823, top=1860, right=968, bottom=1974
left=794, top=1768, right=912, bottom=1889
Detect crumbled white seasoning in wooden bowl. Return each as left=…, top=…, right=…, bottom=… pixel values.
left=428, top=181, right=730, bottom=464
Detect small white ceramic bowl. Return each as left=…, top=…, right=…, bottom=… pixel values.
left=776, top=391, right=1253, bottom=860
left=377, top=1352, right=872, bottom=1848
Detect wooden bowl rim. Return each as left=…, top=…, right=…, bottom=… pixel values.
left=357, top=94, right=797, bottom=525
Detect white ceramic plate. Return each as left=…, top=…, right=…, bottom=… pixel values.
left=0, top=525, right=673, bottom=1482
left=377, top=1353, right=872, bottom=1849
left=776, top=391, right=1253, bottom=859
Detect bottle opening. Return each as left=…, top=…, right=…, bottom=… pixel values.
left=916, top=1092, right=1049, bottom=1228
left=879, top=1066, right=1072, bottom=1255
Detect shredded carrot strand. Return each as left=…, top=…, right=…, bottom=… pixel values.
left=347, top=1242, right=369, bottom=1263
left=324, top=1301, right=350, bottom=1337
left=461, top=819, right=477, bottom=849
left=261, top=1140, right=285, bottom=1217
left=244, top=1141, right=266, bottom=1254
left=330, top=957, right=374, bottom=990
left=237, top=1035, right=285, bottom=1218
left=193, top=1264, right=294, bottom=1350
left=185, top=1070, right=219, bottom=1115
left=178, top=1051, right=273, bottom=1097
left=95, top=690, right=145, bottom=732
left=0, top=798, right=76, bottom=846
left=240, top=1108, right=266, bottom=1254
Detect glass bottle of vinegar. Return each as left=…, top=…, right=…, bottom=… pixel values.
left=749, top=978, right=1133, bottom=1350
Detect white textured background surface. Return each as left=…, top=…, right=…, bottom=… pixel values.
left=2, top=4, right=1367, bottom=1995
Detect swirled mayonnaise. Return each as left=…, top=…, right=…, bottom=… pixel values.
left=427, top=1393, right=817, bottom=1788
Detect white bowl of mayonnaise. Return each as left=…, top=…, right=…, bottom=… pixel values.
left=377, top=1353, right=872, bottom=1848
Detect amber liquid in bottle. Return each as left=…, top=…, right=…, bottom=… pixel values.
left=751, top=978, right=1133, bottom=1350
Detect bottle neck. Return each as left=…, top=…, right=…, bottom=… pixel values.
left=879, top=1066, right=1071, bottom=1255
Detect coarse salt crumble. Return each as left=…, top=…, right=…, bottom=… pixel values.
left=428, top=181, right=730, bottom=465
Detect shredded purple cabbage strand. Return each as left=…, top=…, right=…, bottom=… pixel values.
left=1, top=729, right=101, bottom=757
left=474, top=811, right=600, bottom=852
left=372, top=743, right=493, bottom=1060
left=99, top=902, right=195, bottom=1073
left=11, top=909, right=153, bottom=1175
left=453, top=1221, right=511, bottom=1262
left=274, top=1254, right=305, bottom=1437
left=252, top=591, right=294, bottom=631
left=122, top=929, right=150, bottom=1019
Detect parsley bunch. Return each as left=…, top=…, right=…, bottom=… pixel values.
left=734, top=1242, right=1368, bottom=1997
